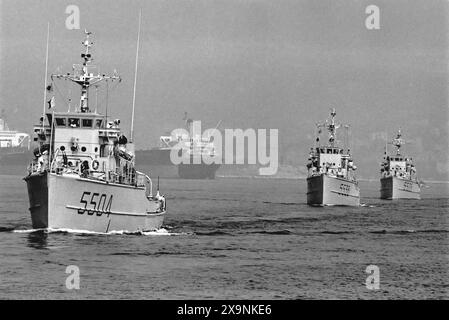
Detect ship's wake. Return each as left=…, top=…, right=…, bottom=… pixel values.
left=12, top=227, right=189, bottom=236
left=360, top=203, right=376, bottom=207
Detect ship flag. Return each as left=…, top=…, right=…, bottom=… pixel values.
left=47, top=96, right=55, bottom=109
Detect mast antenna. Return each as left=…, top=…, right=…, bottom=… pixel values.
left=42, top=22, right=50, bottom=130
left=130, top=9, right=142, bottom=142
left=106, top=81, right=109, bottom=124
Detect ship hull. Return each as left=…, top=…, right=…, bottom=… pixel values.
left=307, top=174, right=360, bottom=206
left=0, top=148, right=32, bottom=174
left=380, top=176, right=421, bottom=200
left=135, top=149, right=172, bottom=165
left=24, top=172, right=165, bottom=232
left=135, top=149, right=220, bottom=179
left=0, top=146, right=29, bottom=156
left=135, top=164, right=179, bottom=179
left=178, top=163, right=220, bottom=179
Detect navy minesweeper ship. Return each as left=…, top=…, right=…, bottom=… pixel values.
left=24, top=31, right=166, bottom=233
left=306, top=109, right=360, bottom=206
left=380, top=129, right=421, bottom=199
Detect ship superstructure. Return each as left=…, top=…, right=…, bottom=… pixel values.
left=136, top=113, right=221, bottom=179
left=306, top=109, right=360, bottom=206
left=0, top=111, right=29, bottom=150
left=0, top=112, right=31, bottom=169
left=380, top=129, right=421, bottom=199
left=24, top=31, right=166, bottom=232
left=177, top=113, right=221, bottom=179
left=0, top=116, right=29, bottom=149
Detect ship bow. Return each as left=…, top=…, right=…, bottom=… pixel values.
left=24, top=172, right=48, bottom=229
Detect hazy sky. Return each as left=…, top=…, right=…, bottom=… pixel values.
left=0, top=0, right=447, bottom=179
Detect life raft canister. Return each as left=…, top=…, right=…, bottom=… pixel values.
left=92, top=160, right=100, bottom=171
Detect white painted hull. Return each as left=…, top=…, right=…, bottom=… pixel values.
left=380, top=176, right=421, bottom=200
left=24, top=172, right=165, bottom=233
left=307, top=174, right=360, bottom=206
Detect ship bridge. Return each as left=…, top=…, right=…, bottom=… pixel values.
left=33, top=111, right=127, bottom=175
left=30, top=30, right=133, bottom=179
left=315, top=146, right=347, bottom=171
left=307, top=109, right=356, bottom=180
left=380, top=129, right=416, bottom=180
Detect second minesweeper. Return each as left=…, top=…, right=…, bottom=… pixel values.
left=24, top=31, right=166, bottom=233
left=306, top=109, right=360, bottom=206
left=380, top=129, right=421, bottom=199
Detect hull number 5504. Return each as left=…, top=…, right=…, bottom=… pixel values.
left=77, top=191, right=113, bottom=216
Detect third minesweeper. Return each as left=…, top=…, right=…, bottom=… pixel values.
left=306, top=109, right=360, bottom=206
left=380, top=129, right=421, bottom=199
left=24, top=31, right=166, bottom=233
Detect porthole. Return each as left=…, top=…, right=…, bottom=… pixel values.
left=60, top=146, right=65, bottom=151
left=81, top=146, right=87, bottom=152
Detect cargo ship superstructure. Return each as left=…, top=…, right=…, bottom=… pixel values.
left=136, top=114, right=221, bottom=179
left=24, top=31, right=166, bottom=232
left=0, top=112, right=30, bottom=166
left=306, top=109, right=360, bottom=206
left=380, top=129, right=421, bottom=199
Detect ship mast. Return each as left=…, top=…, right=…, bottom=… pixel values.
left=327, top=108, right=340, bottom=147
left=392, top=128, right=404, bottom=155
left=42, top=22, right=50, bottom=129
left=51, top=30, right=121, bottom=113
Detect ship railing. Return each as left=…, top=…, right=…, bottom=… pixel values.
left=50, top=150, right=95, bottom=175
left=136, top=170, right=153, bottom=198
left=108, top=171, right=120, bottom=183
left=27, top=153, right=51, bottom=175
left=27, top=161, right=46, bottom=175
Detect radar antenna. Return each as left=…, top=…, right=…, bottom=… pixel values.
left=391, top=128, right=405, bottom=155
left=51, top=31, right=121, bottom=113
left=326, top=108, right=341, bottom=147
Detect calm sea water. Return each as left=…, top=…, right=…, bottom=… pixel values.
left=0, top=172, right=447, bottom=299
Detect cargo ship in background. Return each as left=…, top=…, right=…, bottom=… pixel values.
left=306, top=109, right=360, bottom=206
left=380, top=129, right=421, bottom=199
left=135, top=113, right=221, bottom=179
left=0, top=111, right=32, bottom=171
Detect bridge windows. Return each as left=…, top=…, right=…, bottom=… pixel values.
left=82, top=119, right=93, bottom=128
left=68, top=118, right=80, bottom=128
left=95, top=119, right=103, bottom=129
left=55, top=118, right=67, bottom=127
